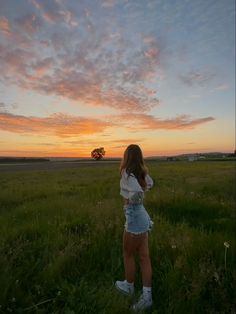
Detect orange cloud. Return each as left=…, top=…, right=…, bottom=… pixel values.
left=0, top=110, right=215, bottom=140
left=63, top=138, right=144, bottom=151
left=0, top=112, right=111, bottom=137
left=0, top=16, right=11, bottom=35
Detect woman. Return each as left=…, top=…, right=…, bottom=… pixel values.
left=115, top=144, right=154, bottom=311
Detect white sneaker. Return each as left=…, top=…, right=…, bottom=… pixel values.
left=132, top=294, right=152, bottom=311
left=115, top=280, right=134, bottom=296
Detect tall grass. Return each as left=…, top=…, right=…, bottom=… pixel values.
left=0, top=161, right=235, bottom=313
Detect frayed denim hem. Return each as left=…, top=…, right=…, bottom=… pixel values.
left=124, top=205, right=154, bottom=235
left=124, top=226, right=154, bottom=235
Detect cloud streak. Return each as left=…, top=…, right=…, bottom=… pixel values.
left=0, top=112, right=112, bottom=137
left=0, top=111, right=215, bottom=138
left=180, top=69, right=215, bottom=87
left=112, top=113, right=215, bottom=130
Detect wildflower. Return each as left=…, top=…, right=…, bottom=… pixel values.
left=213, top=272, right=219, bottom=282
left=11, top=297, right=16, bottom=302
left=171, top=244, right=177, bottom=249
left=57, top=291, right=61, bottom=296
left=224, top=241, right=230, bottom=270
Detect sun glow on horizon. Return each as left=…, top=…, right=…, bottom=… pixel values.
left=0, top=0, right=235, bottom=157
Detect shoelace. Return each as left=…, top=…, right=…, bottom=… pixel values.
left=136, top=295, right=151, bottom=307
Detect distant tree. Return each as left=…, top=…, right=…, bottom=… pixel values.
left=91, top=147, right=105, bottom=160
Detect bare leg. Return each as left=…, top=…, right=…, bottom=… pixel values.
left=123, top=230, right=138, bottom=283
left=137, top=232, right=152, bottom=287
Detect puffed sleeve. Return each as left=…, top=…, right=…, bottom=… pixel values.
left=121, top=171, right=144, bottom=203
left=126, top=174, right=144, bottom=193
left=145, top=174, right=154, bottom=191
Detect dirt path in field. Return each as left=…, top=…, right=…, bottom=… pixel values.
left=0, top=160, right=119, bottom=172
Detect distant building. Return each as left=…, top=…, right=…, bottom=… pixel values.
left=188, top=156, right=197, bottom=162
left=167, top=156, right=177, bottom=161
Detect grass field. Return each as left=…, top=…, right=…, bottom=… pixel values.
left=0, top=161, right=235, bottom=313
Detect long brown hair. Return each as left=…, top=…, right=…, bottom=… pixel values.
left=120, top=144, right=148, bottom=190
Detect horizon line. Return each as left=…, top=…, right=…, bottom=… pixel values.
left=0, top=151, right=234, bottom=159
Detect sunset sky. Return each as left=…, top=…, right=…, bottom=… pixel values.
left=0, top=0, right=235, bottom=157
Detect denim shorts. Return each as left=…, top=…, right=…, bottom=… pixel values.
left=123, top=204, right=154, bottom=235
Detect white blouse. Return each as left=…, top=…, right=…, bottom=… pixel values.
left=120, top=170, right=154, bottom=202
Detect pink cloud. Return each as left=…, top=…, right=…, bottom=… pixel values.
left=31, top=0, right=54, bottom=23
left=143, top=36, right=155, bottom=44
left=0, top=45, right=35, bottom=82
left=31, top=57, right=54, bottom=78
left=112, top=113, right=215, bottom=130
left=59, top=9, right=79, bottom=27
left=16, top=14, right=42, bottom=34
left=102, top=0, right=117, bottom=8
left=0, top=16, right=11, bottom=35
left=31, top=0, right=42, bottom=11
left=144, top=47, right=160, bottom=60
left=31, top=0, right=78, bottom=27
left=0, top=44, right=157, bottom=112
left=0, top=14, right=162, bottom=113
left=213, top=84, right=229, bottom=91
